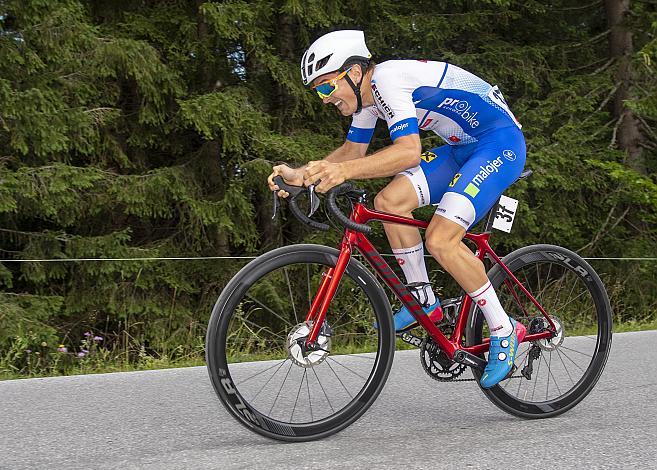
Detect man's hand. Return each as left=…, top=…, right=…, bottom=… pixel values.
left=303, top=161, right=349, bottom=193
left=268, top=164, right=304, bottom=198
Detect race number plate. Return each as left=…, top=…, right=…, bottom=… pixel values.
left=492, top=195, right=518, bottom=233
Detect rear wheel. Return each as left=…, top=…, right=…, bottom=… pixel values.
left=206, top=244, right=395, bottom=441
left=466, top=244, right=612, bottom=418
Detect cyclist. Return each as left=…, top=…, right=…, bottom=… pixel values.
left=267, top=30, right=526, bottom=388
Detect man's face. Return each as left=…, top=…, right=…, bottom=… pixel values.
left=312, top=67, right=360, bottom=116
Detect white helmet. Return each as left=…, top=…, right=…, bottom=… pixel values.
left=300, top=30, right=372, bottom=86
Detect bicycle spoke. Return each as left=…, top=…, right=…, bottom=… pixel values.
left=557, top=348, right=586, bottom=373
left=549, top=270, right=568, bottom=314
left=544, top=353, right=550, bottom=400
left=306, top=368, right=313, bottom=421
left=250, top=359, right=289, bottom=403
left=284, top=267, right=299, bottom=324
left=324, top=360, right=354, bottom=399
left=269, top=361, right=294, bottom=416
left=555, top=348, right=576, bottom=386
left=312, top=366, right=335, bottom=413
left=237, top=358, right=289, bottom=386
left=559, top=344, right=593, bottom=358
left=516, top=352, right=529, bottom=395
left=246, top=294, right=295, bottom=329
left=551, top=289, right=589, bottom=317
left=529, top=354, right=541, bottom=401
left=291, top=369, right=306, bottom=422
left=558, top=275, right=580, bottom=317
left=235, top=315, right=287, bottom=342
left=546, top=351, right=563, bottom=397
left=538, top=262, right=553, bottom=306
left=327, top=357, right=368, bottom=381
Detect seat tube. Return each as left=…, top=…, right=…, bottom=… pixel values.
left=306, top=239, right=352, bottom=345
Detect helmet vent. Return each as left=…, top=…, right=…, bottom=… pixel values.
left=315, top=54, right=332, bottom=71
left=308, top=52, right=315, bottom=63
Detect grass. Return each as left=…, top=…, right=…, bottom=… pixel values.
left=1, top=319, right=655, bottom=381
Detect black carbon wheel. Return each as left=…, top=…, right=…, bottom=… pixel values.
left=206, top=244, right=395, bottom=441
left=466, top=244, right=613, bottom=418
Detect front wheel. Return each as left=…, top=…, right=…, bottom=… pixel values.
left=206, top=244, right=395, bottom=441
left=466, top=244, right=613, bottom=418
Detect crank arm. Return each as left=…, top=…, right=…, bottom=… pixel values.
left=453, top=350, right=487, bottom=371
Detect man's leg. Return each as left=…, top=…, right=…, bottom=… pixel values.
left=374, top=176, right=436, bottom=306
left=425, top=127, right=527, bottom=387
left=425, top=217, right=512, bottom=335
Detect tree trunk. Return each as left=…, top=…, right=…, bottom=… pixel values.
left=605, top=0, right=645, bottom=173
left=275, top=12, right=296, bottom=133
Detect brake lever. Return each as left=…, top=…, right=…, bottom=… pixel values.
left=307, top=183, right=321, bottom=217
left=271, top=189, right=279, bottom=220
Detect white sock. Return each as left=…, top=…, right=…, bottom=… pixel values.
left=392, top=243, right=436, bottom=305
left=468, top=280, right=512, bottom=337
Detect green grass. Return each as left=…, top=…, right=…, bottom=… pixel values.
left=2, top=319, right=656, bottom=381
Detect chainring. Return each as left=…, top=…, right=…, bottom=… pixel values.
left=420, top=337, right=467, bottom=382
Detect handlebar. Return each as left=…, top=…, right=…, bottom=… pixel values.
left=325, top=183, right=371, bottom=234
left=272, top=176, right=329, bottom=231
left=272, top=176, right=371, bottom=234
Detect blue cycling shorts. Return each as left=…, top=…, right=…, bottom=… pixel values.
left=399, top=125, right=526, bottom=230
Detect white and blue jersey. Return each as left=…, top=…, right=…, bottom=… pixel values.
left=347, top=60, right=521, bottom=145
left=347, top=60, right=526, bottom=230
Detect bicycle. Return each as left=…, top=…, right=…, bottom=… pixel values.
left=206, top=172, right=613, bottom=442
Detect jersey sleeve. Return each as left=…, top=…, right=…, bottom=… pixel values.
left=370, top=67, right=419, bottom=142
left=346, top=106, right=379, bottom=144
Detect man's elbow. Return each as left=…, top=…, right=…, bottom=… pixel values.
left=406, top=145, right=422, bottom=167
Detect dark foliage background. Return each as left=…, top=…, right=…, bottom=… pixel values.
left=1, top=0, right=655, bottom=376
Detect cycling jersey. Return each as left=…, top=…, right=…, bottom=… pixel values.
left=346, top=60, right=521, bottom=145
left=346, top=60, right=526, bottom=230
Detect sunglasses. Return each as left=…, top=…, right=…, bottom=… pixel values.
left=312, top=67, right=352, bottom=99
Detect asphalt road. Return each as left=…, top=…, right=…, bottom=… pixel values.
left=1, top=330, right=656, bottom=470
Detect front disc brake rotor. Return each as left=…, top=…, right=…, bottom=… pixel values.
left=287, top=321, right=332, bottom=368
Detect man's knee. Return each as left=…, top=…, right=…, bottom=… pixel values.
left=374, top=177, right=418, bottom=214
left=426, top=222, right=462, bottom=263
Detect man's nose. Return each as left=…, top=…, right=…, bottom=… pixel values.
left=322, top=96, right=331, bottom=105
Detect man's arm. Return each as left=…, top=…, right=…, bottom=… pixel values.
left=324, top=139, right=369, bottom=163
left=342, top=133, right=421, bottom=179
left=303, top=133, right=421, bottom=191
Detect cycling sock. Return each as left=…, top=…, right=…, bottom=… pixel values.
left=392, top=243, right=436, bottom=305
left=468, top=280, right=513, bottom=337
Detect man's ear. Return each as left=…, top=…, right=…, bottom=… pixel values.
left=350, top=64, right=363, bottom=82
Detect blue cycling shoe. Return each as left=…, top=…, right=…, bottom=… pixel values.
left=393, top=299, right=443, bottom=332
left=480, top=318, right=527, bottom=389
left=378, top=299, right=443, bottom=332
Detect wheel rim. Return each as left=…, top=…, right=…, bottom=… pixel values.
left=215, top=256, right=391, bottom=431
left=474, top=254, right=611, bottom=410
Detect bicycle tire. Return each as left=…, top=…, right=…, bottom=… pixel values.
left=465, top=244, right=613, bottom=418
left=206, top=244, right=395, bottom=441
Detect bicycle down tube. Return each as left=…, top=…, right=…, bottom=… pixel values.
left=304, top=202, right=555, bottom=358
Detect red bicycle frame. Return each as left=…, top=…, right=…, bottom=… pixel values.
left=304, top=203, right=555, bottom=359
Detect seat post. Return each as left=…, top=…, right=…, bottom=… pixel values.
left=483, top=197, right=501, bottom=233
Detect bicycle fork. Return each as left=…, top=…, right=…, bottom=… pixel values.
left=303, top=240, right=353, bottom=349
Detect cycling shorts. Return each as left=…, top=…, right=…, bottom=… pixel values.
left=400, top=125, right=526, bottom=230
